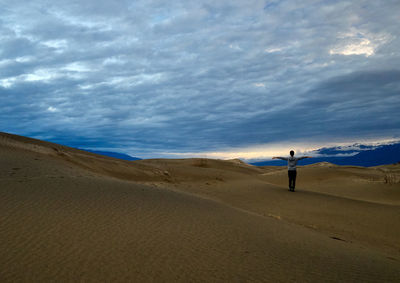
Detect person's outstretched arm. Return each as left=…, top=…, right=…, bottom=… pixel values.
left=298, top=156, right=313, bottom=160
left=272, top=157, right=288, bottom=160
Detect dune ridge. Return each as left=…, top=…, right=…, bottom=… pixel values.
left=1, top=132, right=399, bottom=282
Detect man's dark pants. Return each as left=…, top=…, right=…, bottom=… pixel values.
left=288, top=170, right=297, bottom=190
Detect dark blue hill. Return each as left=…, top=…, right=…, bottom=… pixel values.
left=81, top=149, right=141, bottom=161
left=250, top=143, right=400, bottom=167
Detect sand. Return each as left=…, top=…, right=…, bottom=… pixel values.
left=1, top=132, right=399, bottom=282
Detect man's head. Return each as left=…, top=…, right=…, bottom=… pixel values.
left=290, top=150, right=294, bottom=156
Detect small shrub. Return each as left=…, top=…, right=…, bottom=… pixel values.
left=384, top=174, right=400, bottom=184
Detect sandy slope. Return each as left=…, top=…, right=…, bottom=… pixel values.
left=1, top=132, right=399, bottom=282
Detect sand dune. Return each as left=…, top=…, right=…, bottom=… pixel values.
left=1, top=132, right=399, bottom=282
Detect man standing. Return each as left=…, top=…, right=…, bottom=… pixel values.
left=273, top=151, right=312, bottom=191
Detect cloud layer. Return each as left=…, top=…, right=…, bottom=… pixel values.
left=1, top=0, right=400, bottom=158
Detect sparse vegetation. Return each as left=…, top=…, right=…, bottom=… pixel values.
left=384, top=174, right=400, bottom=184
left=193, top=159, right=209, bottom=168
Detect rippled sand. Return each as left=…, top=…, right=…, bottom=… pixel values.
left=1, top=132, right=399, bottom=282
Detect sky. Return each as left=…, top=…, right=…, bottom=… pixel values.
left=1, top=0, right=399, bottom=160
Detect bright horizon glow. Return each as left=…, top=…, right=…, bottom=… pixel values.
left=130, top=138, right=400, bottom=160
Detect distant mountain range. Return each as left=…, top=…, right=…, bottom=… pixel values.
left=81, top=149, right=141, bottom=161
left=79, top=142, right=400, bottom=166
left=250, top=142, right=400, bottom=167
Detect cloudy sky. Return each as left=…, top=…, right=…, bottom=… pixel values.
left=1, top=0, right=399, bottom=159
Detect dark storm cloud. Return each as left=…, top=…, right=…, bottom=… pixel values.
left=1, top=0, right=400, bottom=158
left=237, top=69, right=400, bottom=144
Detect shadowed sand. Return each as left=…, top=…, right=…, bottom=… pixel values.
left=1, top=132, right=399, bottom=282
